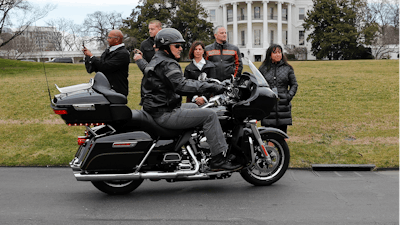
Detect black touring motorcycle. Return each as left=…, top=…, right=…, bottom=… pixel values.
left=50, top=58, right=290, bottom=195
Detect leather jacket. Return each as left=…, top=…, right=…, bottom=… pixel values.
left=140, top=51, right=224, bottom=116
left=205, top=41, right=243, bottom=80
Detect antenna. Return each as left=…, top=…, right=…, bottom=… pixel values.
left=36, top=22, right=53, bottom=103
left=42, top=60, right=53, bottom=103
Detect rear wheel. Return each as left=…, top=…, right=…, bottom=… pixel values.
left=91, top=179, right=144, bottom=195
left=240, top=136, right=290, bottom=186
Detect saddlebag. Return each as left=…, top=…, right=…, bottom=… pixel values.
left=80, top=131, right=153, bottom=171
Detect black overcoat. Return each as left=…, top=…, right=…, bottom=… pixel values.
left=259, top=60, right=298, bottom=126
left=85, top=46, right=130, bottom=96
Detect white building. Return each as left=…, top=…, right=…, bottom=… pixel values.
left=199, top=0, right=315, bottom=61
left=18, top=26, right=62, bottom=51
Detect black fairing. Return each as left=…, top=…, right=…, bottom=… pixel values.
left=232, top=72, right=278, bottom=121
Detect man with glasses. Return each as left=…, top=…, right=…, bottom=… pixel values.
left=140, top=28, right=241, bottom=171
left=83, top=29, right=130, bottom=96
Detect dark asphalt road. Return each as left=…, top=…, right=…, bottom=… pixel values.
left=0, top=167, right=398, bottom=225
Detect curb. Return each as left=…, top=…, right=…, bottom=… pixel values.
left=311, top=164, right=376, bottom=171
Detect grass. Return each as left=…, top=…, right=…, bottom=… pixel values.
left=0, top=59, right=398, bottom=168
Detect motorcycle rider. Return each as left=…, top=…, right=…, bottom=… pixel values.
left=141, top=28, right=241, bottom=171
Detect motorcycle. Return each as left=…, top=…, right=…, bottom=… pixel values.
left=50, top=58, right=290, bottom=195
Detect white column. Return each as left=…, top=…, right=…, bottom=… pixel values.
left=263, top=1, right=269, bottom=49
left=247, top=1, right=252, bottom=49
left=232, top=2, right=238, bottom=46
left=277, top=1, right=282, bottom=46
left=287, top=3, right=292, bottom=45
left=222, top=4, right=227, bottom=29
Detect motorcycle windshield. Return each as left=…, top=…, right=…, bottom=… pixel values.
left=242, top=57, right=270, bottom=87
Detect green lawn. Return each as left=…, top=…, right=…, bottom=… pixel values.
left=0, top=58, right=398, bottom=168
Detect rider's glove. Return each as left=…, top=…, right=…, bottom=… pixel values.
left=221, top=79, right=231, bottom=87
left=213, top=84, right=227, bottom=95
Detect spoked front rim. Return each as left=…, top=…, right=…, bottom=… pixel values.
left=247, top=139, right=285, bottom=181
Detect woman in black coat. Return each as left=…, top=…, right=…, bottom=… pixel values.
left=184, top=41, right=217, bottom=105
left=259, top=44, right=298, bottom=133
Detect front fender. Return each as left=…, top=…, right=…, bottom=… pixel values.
left=258, top=127, right=289, bottom=139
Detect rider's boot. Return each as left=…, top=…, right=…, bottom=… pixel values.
left=209, top=153, right=242, bottom=171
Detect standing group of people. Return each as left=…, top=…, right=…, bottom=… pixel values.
left=81, top=21, right=298, bottom=170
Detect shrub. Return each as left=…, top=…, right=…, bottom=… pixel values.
left=285, top=53, right=296, bottom=60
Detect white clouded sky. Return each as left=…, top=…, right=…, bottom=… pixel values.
left=29, top=0, right=140, bottom=26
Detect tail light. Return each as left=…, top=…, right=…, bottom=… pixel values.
left=53, top=109, right=67, bottom=115
left=77, top=136, right=87, bottom=146
left=68, top=123, right=105, bottom=126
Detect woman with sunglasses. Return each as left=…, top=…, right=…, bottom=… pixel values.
left=140, top=28, right=241, bottom=171
left=183, top=41, right=217, bottom=106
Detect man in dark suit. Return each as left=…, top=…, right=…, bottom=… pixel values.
left=83, top=29, right=130, bottom=96
left=139, top=20, right=162, bottom=62
left=133, top=20, right=162, bottom=71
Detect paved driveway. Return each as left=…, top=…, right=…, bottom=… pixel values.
left=0, top=167, right=398, bottom=225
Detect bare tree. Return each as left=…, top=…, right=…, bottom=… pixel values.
left=83, top=11, right=123, bottom=49
left=45, top=18, right=87, bottom=52
left=0, top=32, right=35, bottom=59
left=0, top=0, right=56, bottom=48
left=366, top=0, right=399, bottom=59
left=286, top=46, right=308, bottom=60
left=390, top=1, right=399, bottom=30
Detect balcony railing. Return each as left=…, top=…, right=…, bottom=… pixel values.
left=228, top=15, right=288, bottom=22
left=238, top=15, right=247, bottom=21
left=269, top=15, right=278, bottom=20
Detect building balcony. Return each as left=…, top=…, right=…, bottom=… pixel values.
left=227, top=15, right=288, bottom=23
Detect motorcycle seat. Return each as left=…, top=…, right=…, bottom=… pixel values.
left=92, top=72, right=127, bottom=104
left=128, top=110, right=185, bottom=139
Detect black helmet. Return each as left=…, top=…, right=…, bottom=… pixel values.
left=155, top=28, right=185, bottom=49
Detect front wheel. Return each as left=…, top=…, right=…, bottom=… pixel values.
left=240, top=136, right=290, bottom=186
left=91, top=179, right=144, bottom=195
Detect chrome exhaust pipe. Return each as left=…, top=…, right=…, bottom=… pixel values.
left=74, top=168, right=200, bottom=181
left=74, top=145, right=200, bottom=181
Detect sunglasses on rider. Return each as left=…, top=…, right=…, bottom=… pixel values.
left=171, top=44, right=183, bottom=49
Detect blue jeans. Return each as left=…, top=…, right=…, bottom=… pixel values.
left=154, top=103, right=227, bottom=156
